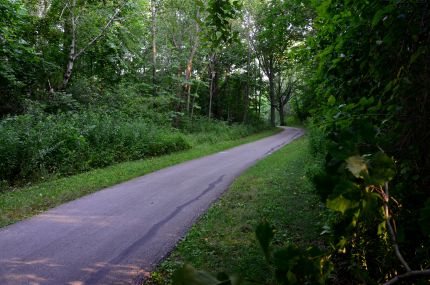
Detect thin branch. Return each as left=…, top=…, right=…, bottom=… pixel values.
left=383, top=182, right=411, bottom=272
left=74, top=2, right=126, bottom=59
left=59, top=2, right=69, bottom=20
left=383, top=269, right=430, bottom=285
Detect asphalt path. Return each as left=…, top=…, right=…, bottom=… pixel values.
left=0, top=127, right=304, bottom=285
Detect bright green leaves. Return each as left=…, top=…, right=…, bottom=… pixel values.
left=345, top=155, right=368, bottom=178
left=327, top=194, right=359, bottom=214
left=345, top=152, right=395, bottom=184
left=204, top=0, right=242, bottom=47
left=327, top=95, right=336, bottom=106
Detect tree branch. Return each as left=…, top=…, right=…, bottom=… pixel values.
left=74, top=2, right=126, bottom=60
left=383, top=182, right=412, bottom=272
left=383, top=269, right=430, bottom=285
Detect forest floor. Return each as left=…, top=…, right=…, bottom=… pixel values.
left=145, top=135, right=326, bottom=285
left=0, top=127, right=303, bottom=285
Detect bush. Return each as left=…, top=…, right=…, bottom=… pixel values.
left=180, top=116, right=270, bottom=145
left=0, top=111, right=268, bottom=187
left=0, top=111, right=191, bottom=185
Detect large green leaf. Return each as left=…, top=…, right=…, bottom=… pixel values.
left=327, top=195, right=359, bottom=214
left=345, top=155, right=368, bottom=178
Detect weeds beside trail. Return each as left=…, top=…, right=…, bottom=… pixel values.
left=0, top=128, right=279, bottom=228
left=147, top=136, right=326, bottom=284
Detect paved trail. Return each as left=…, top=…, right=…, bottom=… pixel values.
left=0, top=127, right=304, bottom=285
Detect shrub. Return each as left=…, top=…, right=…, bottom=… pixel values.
left=0, top=111, right=191, bottom=185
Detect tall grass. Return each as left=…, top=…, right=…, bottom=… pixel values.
left=0, top=112, right=269, bottom=189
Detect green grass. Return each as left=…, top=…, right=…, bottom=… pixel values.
left=0, top=128, right=281, bottom=228
left=147, top=136, right=325, bottom=284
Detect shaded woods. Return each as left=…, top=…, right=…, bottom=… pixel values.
left=1, top=0, right=429, bottom=284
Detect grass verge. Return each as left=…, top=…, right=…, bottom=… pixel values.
left=147, top=136, right=325, bottom=284
left=0, top=128, right=281, bottom=228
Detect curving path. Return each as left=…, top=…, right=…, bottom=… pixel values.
left=0, top=127, right=304, bottom=285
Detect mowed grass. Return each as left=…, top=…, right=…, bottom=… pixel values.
left=0, top=128, right=281, bottom=228
left=148, top=136, right=325, bottom=284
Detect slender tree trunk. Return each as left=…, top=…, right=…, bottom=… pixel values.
left=61, top=0, right=77, bottom=90
left=258, top=91, right=262, bottom=118
left=151, top=0, right=157, bottom=96
left=243, top=12, right=251, bottom=123
left=184, top=8, right=200, bottom=114
left=190, top=81, right=200, bottom=121
left=208, top=53, right=216, bottom=119
left=277, top=75, right=286, bottom=126
left=61, top=1, right=121, bottom=90
left=173, top=62, right=183, bottom=127
left=278, top=96, right=285, bottom=126
left=257, top=63, right=261, bottom=118
left=268, top=62, right=276, bottom=127
left=209, top=70, right=214, bottom=119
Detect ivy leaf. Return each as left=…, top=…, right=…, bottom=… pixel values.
left=366, top=152, right=396, bottom=185
left=345, top=155, right=368, bottom=178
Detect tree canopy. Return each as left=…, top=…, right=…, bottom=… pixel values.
left=1, top=0, right=429, bottom=283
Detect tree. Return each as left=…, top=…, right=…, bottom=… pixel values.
left=252, top=0, right=311, bottom=126
left=60, top=0, right=124, bottom=90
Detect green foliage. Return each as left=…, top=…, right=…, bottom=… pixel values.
left=305, top=0, right=430, bottom=283
left=202, top=0, right=242, bottom=46
left=0, top=0, right=40, bottom=115
left=255, top=220, right=332, bottom=285
left=0, top=110, right=190, bottom=185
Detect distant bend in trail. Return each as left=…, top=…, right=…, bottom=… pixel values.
left=0, top=127, right=304, bottom=285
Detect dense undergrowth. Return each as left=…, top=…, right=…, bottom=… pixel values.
left=0, top=107, right=268, bottom=191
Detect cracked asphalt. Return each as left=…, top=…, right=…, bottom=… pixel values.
left=0, top=127, right=304, bottom=285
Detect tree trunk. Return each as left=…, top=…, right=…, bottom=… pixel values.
left=61, top=0, right=77, bottom=90
left=60, top=1, right=121, bottom=90
left=208, top=53, right=217, bottom=119
left=268, top=68, right=276, bottom=127
left=151, top=0, right=157, bottom=96
left=209, top=70, right=214, bottom=119
left=184, top=8, right=200, bottom=114
left=243, top=12, right=251, bottom=123
left=277, top=75, right=286, bottom=126
left=278, top=95, right=285, bottom=126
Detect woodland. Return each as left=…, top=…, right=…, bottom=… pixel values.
left=1, top=0, right=429, bottom=284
